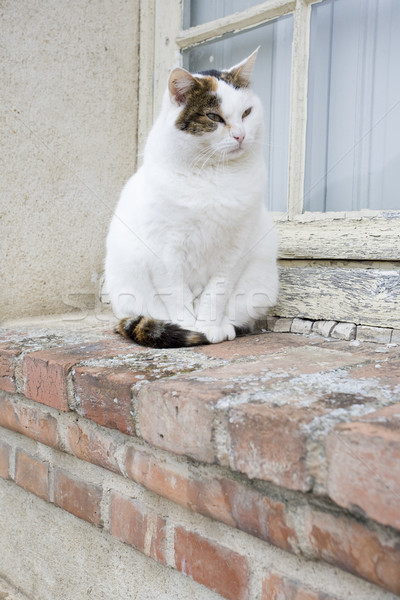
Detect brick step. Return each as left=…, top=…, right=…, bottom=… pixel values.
left=0, top=319, right=399, bottom=599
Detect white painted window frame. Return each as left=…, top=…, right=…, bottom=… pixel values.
left=137, top=0, right=400, bottom=263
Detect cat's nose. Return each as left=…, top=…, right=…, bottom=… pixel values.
left=232, top=128, right=245, bottom=145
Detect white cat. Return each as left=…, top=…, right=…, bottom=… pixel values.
left=105, top=49, right=278, bottom=347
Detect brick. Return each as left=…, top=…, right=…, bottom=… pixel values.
left=54, top=469, right=102, bottom=526
left=0, top=394, right=59, bottom=448
left=110, top=493, right=166, bottom=563
left=205, top=478, right=298, bottom=552
left=291, top=318, right=314, bottom=335
left=0, top=442, right=11, bottom=479
left=228, top=402, right=316, bottom=491
left=124, top=447, right=191, bottom=508
left=73, top=365, right=138, bottom=435
left=331, top=322, right=356, bottom=341
left=266, top=316, right=279, bottom=330
left=349, top=358, right=400, bottom=388
left=15, top=450, right=49, bottom=502
left=306, top=509, right=400, bottom=595
left=272, top=318, right=293, bottom=333
left=193, top=331, right=311, bottom=360
left=66, top=420, right=121, bottom=474
left=357, top=325, right=392, bottom=344
left=137, top=344, right=371, bottom=467
left=326, top=405, right=400, bottom=529
left=312, top=321, right=337, bottom=338
left=262, top=572, right=338, bottom=600
left=392, top=329, right=400, bottom=343
left=0, top=342, right=22, bottom=392
left=137, top=378, right=220, bottom=462
left=22, top=339, right=135, bottom=411
left=124, top=448, right=298, bottom=552
left=174, top=527, right=249, bottom=600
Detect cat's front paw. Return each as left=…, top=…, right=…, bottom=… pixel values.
left=196, top=321, right=236, bottom=344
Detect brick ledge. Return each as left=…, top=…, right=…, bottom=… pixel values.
left=0, top=316, right=399, bottom=597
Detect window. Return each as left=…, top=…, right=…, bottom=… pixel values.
left=305, top=0, right=400, bottom=213
left=138, top=0, right=400, bottom=329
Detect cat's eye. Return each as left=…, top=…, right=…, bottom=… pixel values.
left=206, top=112, right=225, bottom=124
left=242, top=107, right=252, bottom=119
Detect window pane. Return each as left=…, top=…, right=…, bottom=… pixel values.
left=183, top=0, right=267, bottom=29
left=182, top=17, right=293, bottom=212
left=304, top=0, right=400, bottom=212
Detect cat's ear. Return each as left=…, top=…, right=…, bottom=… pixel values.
left=168, top=68, right=198, bottom=105
left=226, top=47, right=259, bottom=88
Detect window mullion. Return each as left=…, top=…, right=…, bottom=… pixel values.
left=287, top=0, right=312, bottom=219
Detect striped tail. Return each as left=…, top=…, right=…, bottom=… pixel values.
left=117, top=316, right=209, bottom=348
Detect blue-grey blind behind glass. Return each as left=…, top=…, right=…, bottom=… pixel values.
left=183, top=0, right=266, bottom=29
left=304, top=0, right=400, bottom=212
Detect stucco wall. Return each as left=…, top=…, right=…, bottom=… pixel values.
left=0, top=0, right=139, bottom=319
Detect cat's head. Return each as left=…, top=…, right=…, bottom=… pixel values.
left=164, top=49, right=263, bottom=166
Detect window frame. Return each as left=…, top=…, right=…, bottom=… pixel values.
left=136, top=0, right=400, bottom=327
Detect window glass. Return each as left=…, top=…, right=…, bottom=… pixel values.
left=182, top=16, right=293, bottom=212
left=183, top=0, right=267, bottom=29
left=304, top=0, right=400, bottom=212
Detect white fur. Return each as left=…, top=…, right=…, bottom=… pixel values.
left=105, top=62, right=279, bottom=344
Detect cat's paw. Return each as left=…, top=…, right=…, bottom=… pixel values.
left=196, top=320, right=236, bottom=344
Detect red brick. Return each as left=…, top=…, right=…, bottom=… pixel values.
left=174, top=527, right=249, bottom=600
left=306, top=509, right=400, bottom=595
left=137, top=342, right=374, bottom=470
left=15, top=450, right=50, bottom=501
left=262, top=572, right=338, bottom=600
left=22, top=339, right=136, bottom=411
left=187, top=476, right=298, bottom=551
left=124, top=447, right=191, bottom=507
left=228, top=403, right=315, bottom=492
left=137, top=378, right=221, bottom=462
left=193, top=332, right=312, bottom=360
left=0, top=343, right=22, bottom=392
left=0, top=442, right=10, bottom=479
left=66, top=420, right=121, bottom=473
left=326, top=405, right=400, bottom=529
left=211, top=479, right=298, bottom=552
left=73, top=366, right=138, bottom=435
left=110, top=492, right=166, bottom=564
left=0, top=395, right=59, bottom=448
left=349, top=359, right=400, bottom=388
left=193, top=332, right=371, bottom=366
left=54, top=469, right=102, bottom=526
left=124, top=448, right=298, bottom=552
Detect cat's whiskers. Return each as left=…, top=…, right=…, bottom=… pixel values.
left=216, top=148, right=226, bottom=176
left=198, top=148, right=219, bottom=173
left=188, top=146, right=218, bottom=173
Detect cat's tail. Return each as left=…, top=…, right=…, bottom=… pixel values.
left=117, top=316, right=209, bottom=348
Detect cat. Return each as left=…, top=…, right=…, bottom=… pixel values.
left=105, top=49, right=279, bottom=348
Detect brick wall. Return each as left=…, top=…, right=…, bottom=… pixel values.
left=0, top=323, right=399, bottom=599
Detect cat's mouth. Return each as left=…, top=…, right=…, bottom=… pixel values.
left=228, top=145, right=244, bottom=155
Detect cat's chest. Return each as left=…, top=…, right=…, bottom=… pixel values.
left=142, top=168, right=261, bottom=276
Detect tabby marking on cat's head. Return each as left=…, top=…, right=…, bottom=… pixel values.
left=171, top=73, right=222, bottom=135
left=166, top=48, right=262, bottom=162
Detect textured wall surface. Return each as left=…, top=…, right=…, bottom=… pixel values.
left=0, top=0, right=139, bottom=319
left=0, top=480, right=221, bottom=600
